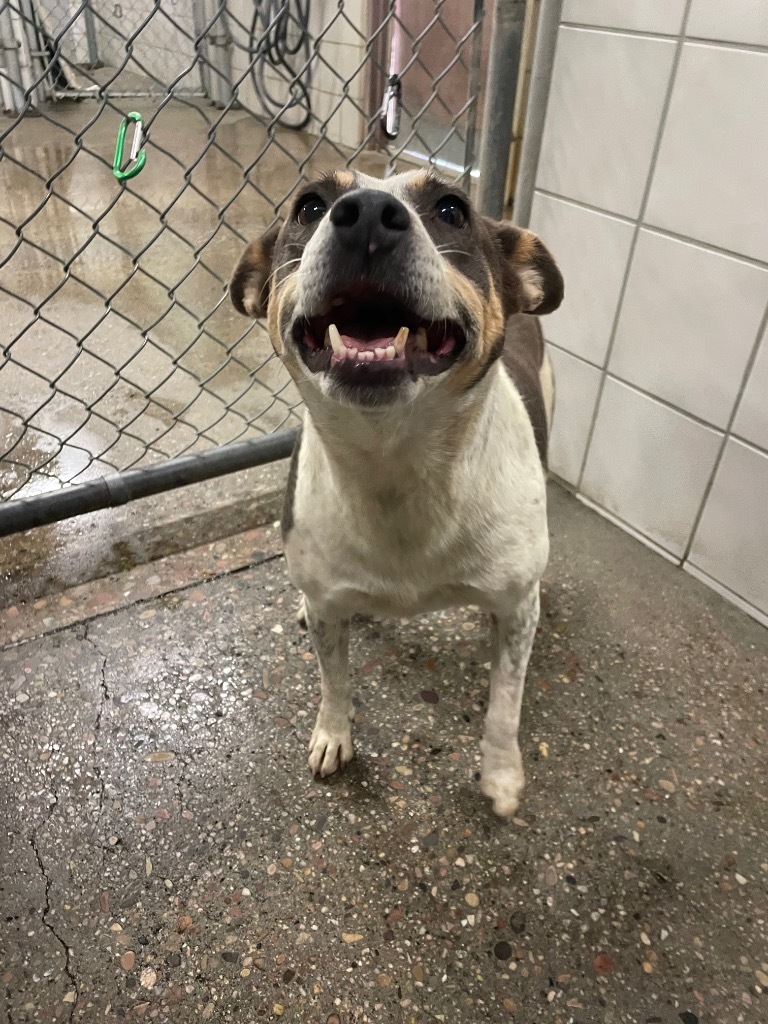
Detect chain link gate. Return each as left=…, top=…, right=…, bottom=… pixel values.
left=0, top=0, right=491, bottom=532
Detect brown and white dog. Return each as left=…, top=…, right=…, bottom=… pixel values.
left=230, top=170, right=563, bottom=816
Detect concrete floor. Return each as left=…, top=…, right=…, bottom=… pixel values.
left=1, top=482, right=767, bottom=1024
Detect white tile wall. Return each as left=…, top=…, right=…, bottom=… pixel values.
left=531, top=5, right=768, bottom=622
left=562, top=0, right=686, bottom=35
left=733, top=324, right=768, bottom=452
left=529, top=193, right=634, bottom=365
left=647, top=44, right=768, bottom=263
left=609, top=230, right=768, bottom=426
left=537, top=28, right=676, bottom=218
left=688, top=0, right=768, bottom=47
left=689, top=439, right=768, bottom=613
left=546, top=346, right=602, bottom=485
left=581, top=379, right=722, bottom=557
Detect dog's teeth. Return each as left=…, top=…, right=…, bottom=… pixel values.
left=361, top=350, right=374, bottom=362
left=415, top=327, right=428, bottom=351
left=347, top=347, right=358, bottom=360
left=328, top=323, right=345, bottom=356
left=374, top=347, right=386, bottom=360
left=385, top=345, right=396, bottom=360
left=393, top=326, right=409, bottom=355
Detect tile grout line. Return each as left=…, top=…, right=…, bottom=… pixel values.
left=561, top=21, right=768, bottom=55
left=545, top=337, right=768, bottom=460
left=684, top=562, right=768, bottom=629
left=680, top=294, right=768, bottom=564
left=534, top=189, right=768, bottom=271
left=560, top=22, right=680, bottom=41
left=575, top=0, right=695, bottom=496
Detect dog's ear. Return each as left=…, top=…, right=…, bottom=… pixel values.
left=484, top=218, right=563, bottom=317
left=229, top=225, right=280, bottom=318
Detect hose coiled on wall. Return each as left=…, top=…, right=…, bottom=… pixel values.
left=239, top=0, right=313, bottom=130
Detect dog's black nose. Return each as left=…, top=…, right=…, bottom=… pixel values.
left=329, top=189, right=410, bottom=255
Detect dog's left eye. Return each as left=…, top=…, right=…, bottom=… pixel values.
left=297, top=195, right=327, bottom=226
left=435, top=196, right=467, bottom=228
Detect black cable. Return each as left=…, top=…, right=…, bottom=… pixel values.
left=231, top=0, right=313, bottom=131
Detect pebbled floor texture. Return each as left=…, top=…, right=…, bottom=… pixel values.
left=1, top=484, right=766, bottom=1024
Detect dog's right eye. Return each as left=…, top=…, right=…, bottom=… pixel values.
left=296, top=195, right=327, bottom=226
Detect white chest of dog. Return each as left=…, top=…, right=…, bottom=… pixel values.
left=231, top=169, right=563, bottom=816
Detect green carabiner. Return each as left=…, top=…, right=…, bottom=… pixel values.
left=113, top=112, right=146, bottom=182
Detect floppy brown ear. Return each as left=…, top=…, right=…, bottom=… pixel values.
left=484, top=219, right=564, bottom=317
left=229, top=225, right=280, bottom=318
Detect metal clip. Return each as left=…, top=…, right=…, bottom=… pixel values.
left=380, top=74, right=401, bottom=140
left=113, top=111, right=146, bottom=182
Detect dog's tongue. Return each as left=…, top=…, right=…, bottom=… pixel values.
left=339, top=324, right=398, bottom=349
left=342, top=329, right=399, bottom=350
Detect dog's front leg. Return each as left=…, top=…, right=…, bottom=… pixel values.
left=305, top=607, right=354, bottom=777
left=480, top=584, right=540, bottom=817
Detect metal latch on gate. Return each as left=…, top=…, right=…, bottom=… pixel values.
left=380, top=74, right=401, bottom=140
left=113, top=111, right=146, bottom=181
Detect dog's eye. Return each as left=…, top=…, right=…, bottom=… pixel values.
left=297, top=195, right=327, bottom=226
left=435, top=196, right=467, bottom=228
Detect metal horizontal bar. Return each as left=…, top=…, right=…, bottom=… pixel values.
left=50, top=90, right=207, bottom=99
left=0, top=428, right=298, bottom=538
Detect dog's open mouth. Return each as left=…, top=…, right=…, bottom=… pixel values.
left=292, top=285, right=466, bottom=378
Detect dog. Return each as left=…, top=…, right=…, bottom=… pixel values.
left=230, top=169, right=563, bottom=816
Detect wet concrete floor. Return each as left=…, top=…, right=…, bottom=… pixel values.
left=1, top=483, right=767, bottom=1023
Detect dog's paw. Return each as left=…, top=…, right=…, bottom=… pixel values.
left=480, top=767, right=525, bottom=818
left=308, top=719, right=354, bottom=778
left=296, top=593, right=308, bottom=632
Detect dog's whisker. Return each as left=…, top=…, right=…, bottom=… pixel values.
left=436, top=246, right=472, bottom=258
left=265, top=257, right=302, bottom=289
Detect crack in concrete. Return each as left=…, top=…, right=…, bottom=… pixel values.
left=28, top=786, right=78, bottom=1020
left=83, top=625, right=109, bottom=835
left=177, top=753, right=190, bottom=817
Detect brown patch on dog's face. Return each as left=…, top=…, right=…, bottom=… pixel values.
left=229, top=170, right=563, bottom=406
left=442, top=268, right=505, bottom=396
left=333, top=170, right=356, bottom=188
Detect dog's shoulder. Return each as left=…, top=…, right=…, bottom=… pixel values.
left=500, top=315, right=549, bottom=466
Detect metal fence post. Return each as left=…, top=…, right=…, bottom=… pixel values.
left=192, top=0, right=212, bottom=100
left=461, top=0, right=485, bottom=191
left=0, top=3, right=26, bottom=115
left=83, top=2, right=100, bottom=68
left=14, top=0, right=48, bottom=107
left=477, top=0, right=526, bottom=219
left=201, top=0, right=233, bottom=109
left=513, top=0, right=562, bottom=227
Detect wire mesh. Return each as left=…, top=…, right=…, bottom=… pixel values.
left=0, top=0, right=486, bottom=504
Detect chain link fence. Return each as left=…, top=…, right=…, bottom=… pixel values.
left=0, top=0, right=493, bottom=523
